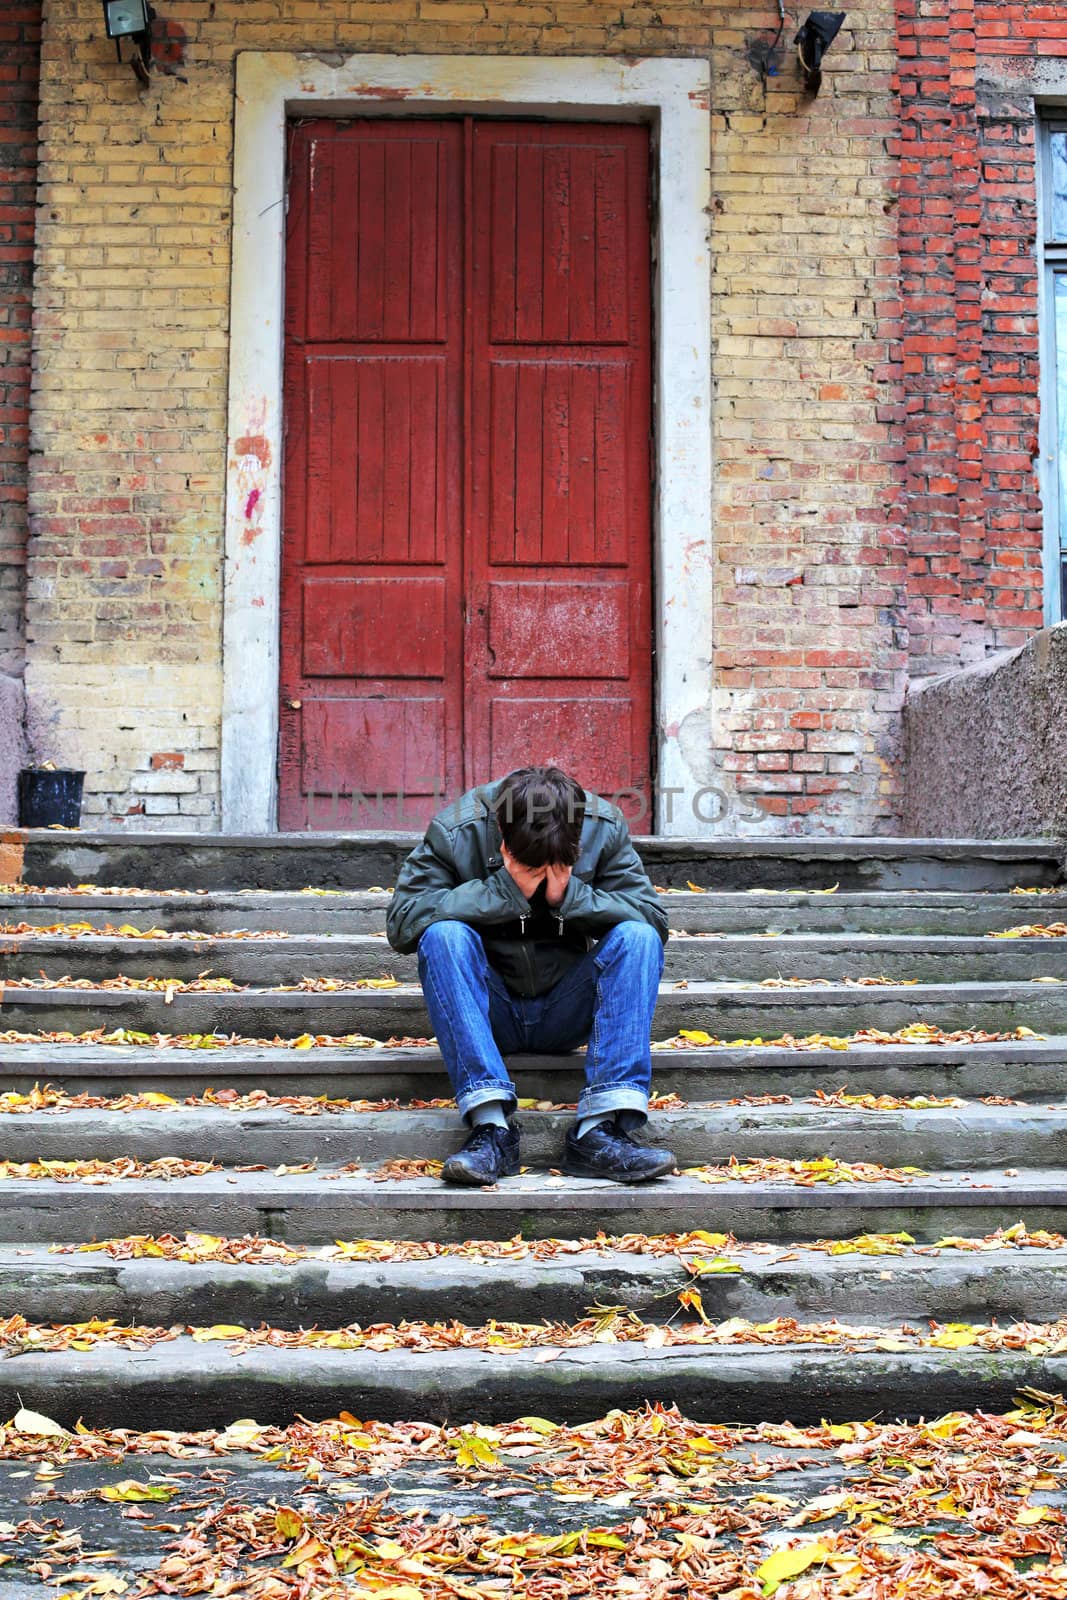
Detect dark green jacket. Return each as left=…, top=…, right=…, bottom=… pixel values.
left=386, top=780, right=667, bottom=998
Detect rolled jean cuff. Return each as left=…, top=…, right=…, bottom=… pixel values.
left=456, top=1080, right=518, bottom=1123
left=575, top=1084, right=649, bottom=1123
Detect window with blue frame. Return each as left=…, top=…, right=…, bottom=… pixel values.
left=1040, top=118, right=1067, bottom=623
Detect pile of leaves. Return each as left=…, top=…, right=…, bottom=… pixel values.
left=8, top=1399, right=1067, bottom=1597
left=0, top=884, right=211, bottom=897
left=0, top=1082, right=1025, bottom=1115
left=654, top=1022, right=1045, bottom=1051
left=755, top=975, right=920, bottom=989
left=0, top=974, right=404, bottom=994
left=0, top=1157, right=217, bottom=1184
left=0, top=1028, right=424, bottom=1049
left=49, top=1220, right=1067, bottom=1268
left=809, top=1087, right=967, bottom=1109
left=0, top=922, right=286, bottom=940
left=989, top=923, right=1067, bottom=939
left=9, top=1307, right=1067, bottom=1359
left=684, top=1156, right=922, bottom=1186
left=0, top=1084, right=686, bottom=1116
left=1, top=1155, right=927, bottom=1188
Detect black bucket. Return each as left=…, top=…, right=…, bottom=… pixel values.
left=17, top=768, right=85, bottom=829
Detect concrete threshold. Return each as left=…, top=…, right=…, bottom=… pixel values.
left=5, top=888, right=1067, bottom=936
left=1, top=1036, right=1066, bottom=1100
left=4, top=1102, right=1067, bottom=1171
left=12, top=830, right=1065, bottom=892
left=1, top=1167, right=1066, bottom=1246
left=3, top=930, right=1066, bottom=983
left=3, top=1243, right=1066, bottom=1330
left=1, top=1335, right=1065, bottom=1428
left=3, top=979, right=1067, bottom=1039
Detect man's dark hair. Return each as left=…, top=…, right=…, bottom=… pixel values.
left=493, top=766, right=586, bottom=867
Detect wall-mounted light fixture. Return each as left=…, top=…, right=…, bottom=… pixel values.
left=102, top=0, right=156, bottom=85
left=795, top=10, right=846, bottom=94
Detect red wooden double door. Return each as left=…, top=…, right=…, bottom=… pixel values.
left=280, top=117, right=653, bottom=829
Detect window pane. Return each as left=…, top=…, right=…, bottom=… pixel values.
left=1051, top=133, right=1067, bottom=240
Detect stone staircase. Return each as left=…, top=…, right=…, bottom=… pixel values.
left=0, top=830, right=1066, bottom=1430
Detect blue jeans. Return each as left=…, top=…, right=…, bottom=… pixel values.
left=417, top=919, right=665, bottom=1124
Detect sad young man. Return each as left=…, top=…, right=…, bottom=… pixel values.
left=386, top=766, right=676, bottom=1186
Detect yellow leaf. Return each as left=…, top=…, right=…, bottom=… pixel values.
left=692, top=1256, right=743, bottom=1275
left=757, top=1542, right=831, bottom=1593
left=678, top=1029, right=714, bottom=1045
left=100, top=1481, right=177, bottom=1503
left=678, top=1288, right=710, bottom=1324
left=138, top=1092, right=176, bottom=1105
left=292, top=1033, right=316, bottom=1050
left=455, top=1432, right=500, bottom=1468
left=275, top=1509, right=303, bottom=1540
left=685, top=881, right=706, bottom=893
left=217, top=1418, right=265, bottom=1447
left=191, top=1324, right=246, bottom=1341
left=281, top=1534, right=328, bottom=1569
left=928, top=1325, right=978, bottom=1349
left=374, top=1539, right=406, bottom=1560
left=924, top=1413, right=969, bottom=1439
left=11, top=1406, right=67, bottom=1435
left=514, top=1416, right=557, bottom=1433
left=1017, top=1505, right=1050, bottom=1524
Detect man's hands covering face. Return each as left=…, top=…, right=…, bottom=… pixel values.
left=543, top=862, right=572, bottom=908
left=501, top=844, right=572, bottom=909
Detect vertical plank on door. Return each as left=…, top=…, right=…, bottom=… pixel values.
left=279, top=120, right=465, bottom=829
left=468, top=121, right=653, bottom=820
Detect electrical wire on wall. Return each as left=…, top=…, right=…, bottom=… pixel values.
left=751, top=0, right=788, bottom=86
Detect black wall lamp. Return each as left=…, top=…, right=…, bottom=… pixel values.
left=102, top=0, right=156, bottom=85
left=795, top=11, right=847, bottom=93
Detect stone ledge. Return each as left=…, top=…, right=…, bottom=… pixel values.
left=905, top=623, right=1067, bottom=839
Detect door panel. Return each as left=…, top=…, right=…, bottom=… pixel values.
left=469, top=122, right=653, bottom=816
left=302, top=576, right=447, bottom=679
left=281, top=120, right=464, bottom=829
left=489, top=698, right=636, bottom=796
left=301, top=698, right=446, bottom=796
left=486, top=360, right=630, bottom=566
left=487, top=581, right=630, bottom=679
left=280, top=117, right=652, bottom=830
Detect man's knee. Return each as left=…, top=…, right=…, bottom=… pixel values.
left=418, top=920, right=483, bottom=968
left=603, top=920, right=663, bottom=957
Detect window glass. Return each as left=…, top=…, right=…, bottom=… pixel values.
left=1051, top=133, right=1067, bottom=240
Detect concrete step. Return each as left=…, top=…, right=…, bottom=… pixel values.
left=3, top=929, right=1065, bottom=984
left=2, top=1331, right=1065, bottom=1429
left=6, top=1240, right=1063, bottom=1330
left=5, top=1102, right=1066, bottom=1171
left=6, top=888, right=1067, bottom=936
left=1, top=1036, right=1063, bottom=1099
left=0, top=1166, right=1064, bottom=1245
left=8, top=829, right=1064, bottom=892
left=3, top=978, right=1065, bottom=1039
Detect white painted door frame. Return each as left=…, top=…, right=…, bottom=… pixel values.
left=221, top=51, right=713, bottom=834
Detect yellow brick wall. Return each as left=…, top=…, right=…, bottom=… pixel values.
left=26, top=0, right=903, bottom=833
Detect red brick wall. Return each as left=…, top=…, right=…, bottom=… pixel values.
left=0, top=1, right=39, bottom=679
left=894, top=0, right=1047, bottom=676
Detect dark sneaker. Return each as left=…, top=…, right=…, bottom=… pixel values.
left=562, top=1121, right=676, bottom=1184
left=441, top=1121, right=521, bottom=1187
